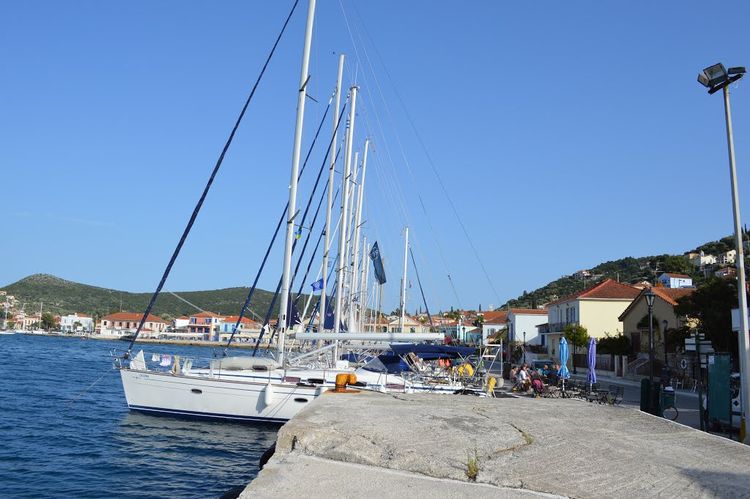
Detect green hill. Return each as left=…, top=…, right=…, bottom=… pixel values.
left=502, top=234, right=748, bottom=310
left=0, top=274, right=304, bottom=322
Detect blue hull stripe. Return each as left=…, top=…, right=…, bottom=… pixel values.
left=129, top=404, right=287, bottom=424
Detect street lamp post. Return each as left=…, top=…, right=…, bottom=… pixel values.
left=523, top=331, right=527, bottom=364
left=645, top=288, right=656, bottom=413
left=697, top=63, right=750, bottom=443
left=661, top=319, right=671, bottom=387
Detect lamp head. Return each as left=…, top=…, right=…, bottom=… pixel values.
left=644, top=289, right=656, bottom=308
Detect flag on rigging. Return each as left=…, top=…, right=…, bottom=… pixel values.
left=310, top=278, right=324, bottom=292
left=369, top=241, right=387, bottom=285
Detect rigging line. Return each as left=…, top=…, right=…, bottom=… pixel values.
left=268, top=174, right=331, bottom=348
left=223, top=100, right=344, bottom=353
left=343, top=14, right=461, bottom=310
left=294, top=188, right=340, bottom=306
left=124, top=0, right=301, bottom=356
left=346, top=8, right=502, bottom=306
left=253, top=174, right=330, bottom=356
left=251, top=136, right=343, bottom=356
left=409, top=247, right=434, bottom=330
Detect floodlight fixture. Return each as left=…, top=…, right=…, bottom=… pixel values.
left=697, top=63, right=745, bottom=94
left=704, top=63, right=728, bottom=87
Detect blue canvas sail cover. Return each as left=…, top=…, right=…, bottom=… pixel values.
left=369, top=241, right=387, bottom=285
left=286, top=300, right=301, bottom=328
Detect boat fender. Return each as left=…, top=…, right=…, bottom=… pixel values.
left=487, top=376, right=497, bottom=396
left=334, top=373, right=357, bottom=393
left=263, top=382, right=274, bottom=406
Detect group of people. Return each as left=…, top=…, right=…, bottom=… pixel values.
left=510, top=362, right=562, bottom=395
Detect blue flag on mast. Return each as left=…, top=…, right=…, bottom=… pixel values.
left=369, top=241, right=387, bottom=285
left=310, top=278, right=324, bottom=291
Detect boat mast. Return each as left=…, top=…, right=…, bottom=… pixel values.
left=334, top=85, right=358, bottom=335
left=320, top=53, right=345, bottom=332
left=399, top=227, right=409, bottom=332
left=349, top=138, right=369, bottom=331
left=277, top=0, right=316, bottom=366
left=359, top=237, right=369, bottom=331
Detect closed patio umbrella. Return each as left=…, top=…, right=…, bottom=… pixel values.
left=559, top=337, right=570, bottom=396
left=587, top=337, right=597, bottom=391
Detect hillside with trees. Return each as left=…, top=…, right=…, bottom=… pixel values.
left=502, top=233, right=748, bottom=310
left=0, top=274, right=296, bottom=322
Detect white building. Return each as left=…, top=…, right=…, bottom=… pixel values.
left=60, top=313, right=94, bottom=333
left=719, top=249, right=737, bottom=265
left=688, top=251, right=717, bottom=268
left=506, top=308, right=548, bottom=346
left=481, top=310, right=507, bottom=344
left=657, top=273, right=693, bottom=289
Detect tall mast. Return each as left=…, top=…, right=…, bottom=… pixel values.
left=349, top=139, right=369, bottom=330
left=277, top=0, right=316, bottom=365
left=345, top=151, right=359, bottom=322
left=320, top=53, right=345, bottom=332
left=359, top=237, right=369, bottom=331
left=399, top=227, right=409, bottom=332
left=334, top=86, right=358, bottom=334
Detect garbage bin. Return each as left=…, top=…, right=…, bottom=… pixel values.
left=660, top=386, right=675, bottom=413
left=640, top=379, right=662, bottom=415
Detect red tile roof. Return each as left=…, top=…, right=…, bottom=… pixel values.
left=547, top=279, right=640, bottom=306
left=222, top=315, right=259, bottom=326
left=102, top=312, right=167, bottom=323
left=509, top=308, right=547, bottom=315
left=191, top=311, right=222, bottom=318
left=618, top=287, right=695, bottom=320
left=651, top=287, right=695, bottom=306
left=482, top=311, right=508, bottom=324
left=662, top=273, right=691, bottom=279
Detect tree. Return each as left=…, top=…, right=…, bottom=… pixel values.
left=674, top=277, right=744, bottom=361
left=597, top=333, right=630, bottom=356
left=659, top=254, right=693, bottom=276
left=563, top=323, right=590, bottom=374
left=41, top=312, right=56, bottom=331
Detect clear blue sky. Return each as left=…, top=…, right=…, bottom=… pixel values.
left=2, top=1, right=749, bottom=313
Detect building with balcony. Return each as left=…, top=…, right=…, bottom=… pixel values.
left=187, top=312, right=224, bottom=340
left=540, top=279, right=640, bottom=357
left=99, top=312, right=168, bottom=337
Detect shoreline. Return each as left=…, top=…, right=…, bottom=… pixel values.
left=12, top=331, right=273, bottom=350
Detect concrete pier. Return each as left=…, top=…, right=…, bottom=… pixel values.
left=241, top=391, right=750, bottom=498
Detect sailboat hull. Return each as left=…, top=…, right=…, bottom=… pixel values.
left=119, top=369, right=324, bottom=423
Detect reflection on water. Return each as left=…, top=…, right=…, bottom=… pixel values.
left=0, top=335, right=278, bottom=499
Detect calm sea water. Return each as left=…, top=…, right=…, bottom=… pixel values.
left=0, top=335, right=278, bottom=498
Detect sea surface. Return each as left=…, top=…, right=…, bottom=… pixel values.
left=0, top=334, right=278, bottom=498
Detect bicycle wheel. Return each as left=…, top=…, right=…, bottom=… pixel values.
left=663, top=405, right=678, bottom=421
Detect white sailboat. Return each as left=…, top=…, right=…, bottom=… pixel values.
left=118, top=1, right=480, bottom=424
